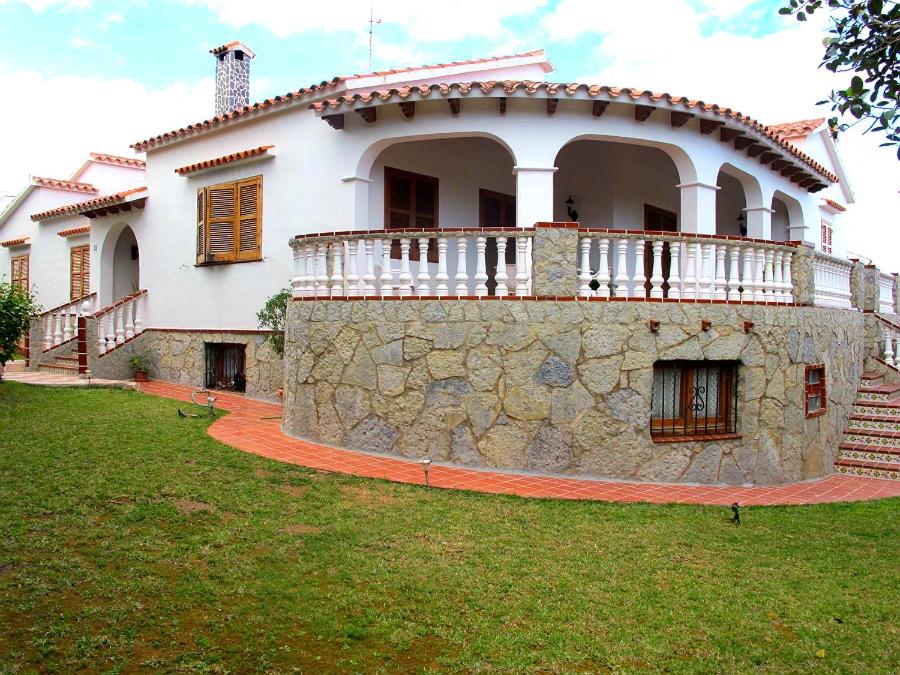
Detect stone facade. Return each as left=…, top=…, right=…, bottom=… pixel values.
left=282, top=299, right=864, bottom=485
left=214, top=49, right=252, bottom=117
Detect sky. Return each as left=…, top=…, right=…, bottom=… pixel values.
left=0, top=0, right=897, bottom=269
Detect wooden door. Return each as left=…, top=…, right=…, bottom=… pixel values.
left=479, top=189, right=516, bottom=294
left=643, top=205, right=678, bottom=298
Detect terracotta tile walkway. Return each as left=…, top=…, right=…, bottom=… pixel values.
left=133, top=380, right=900, bottom=506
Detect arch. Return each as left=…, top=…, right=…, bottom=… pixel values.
left=99, top=222, right=140, bottom=306
left=717, top=162, right=763, bottom=208
left=771, top=190, right=804, bottom=242
left=715, top=163, right=764, bottom=237
left=555, top=133, right=697, bottom=185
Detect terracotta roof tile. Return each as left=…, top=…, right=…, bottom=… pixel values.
left=31, top=187, right=147, bottom=221
left=175, top=145, right=274, bottom=175
left=823, top=198, right=847, bottom=212
left=1, top=236, right=30, bottom=247
left=768, top=118, right=826, bottom=138
left=31, top=177, right=98, bottom=193
left=89, top=152, right=146, bottom=169
left=309, top=80, right=839, bottom=184
left=57, top=225, right=91, bottom=238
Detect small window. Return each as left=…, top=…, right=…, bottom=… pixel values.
left=11, top=253, right=28, bottom=292
left=651, top=361, right=739, bottom=439
left=821, top=220, right=833, bottom=254
left=70, top=245, right=90, bottom=300
left=805, top=364, right=826, bottom=417
left=384, top=167, right=438, bottom=230
left=196, top=176, right=262, bottom=265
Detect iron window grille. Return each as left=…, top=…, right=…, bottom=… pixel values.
left=205, top=343, right=247, bottom=392
left=651, top=361, right=739, bottom=438
left=805, top=364, right=826, bottom=417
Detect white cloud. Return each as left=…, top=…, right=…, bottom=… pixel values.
left=0, top=0, right=90, bottom=10
left=99, top=11, right=124, bottom=29
left=70, top=36, right=93, bottom=48
left=186, top=0, right=548, bottom=40
left=0, top=67, right=212, bottom=196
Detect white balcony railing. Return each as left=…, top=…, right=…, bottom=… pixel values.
left=576, top=232, right=795, bottom=302
left=813, top=252, right=853, bottom=309
left=94, top=290, right=146, bottom=355
left=876, top=315, right=900, bottom=368
left=290, top=228, right=533, bottom=298
left=40, top=293, right=96, bottom=352
left=878, top=272, right=896, bottom=314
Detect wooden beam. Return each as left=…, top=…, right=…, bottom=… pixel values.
left=120, top=202, right=132, bottom=212
left=720, top=127, right=743, bottom=142
left=808, top=183, right=827, bottom=193
left=759, top=152, right=780, bottom=165
left=781, top=165, right=801, bottom=178
left=791, top=172, right=808, bottom=184
left=357, top=107, right=377, bottom=124
left=634, top=105, right=654, bottom=122
left=399, top=101, right=415, bottom=119
left=670, top=111, right=694, bottom=127
left=798, top=176, right=818, bottom=188
left=770, top=159, right=791, bottom=170
left=547, top=98, right=559, bottom=115
left=448, top=98, right=460, bottom=115
left=699, top=119, right=725, bottom=135
left=498, top=97, right=507, bottom=115
left=734, top=136, right=756, bottom=151
left=323, top=114, right=344, bottom=130
left=746, top=144, right=767, bottom=158
left=592, top=100, right=609, bottom=117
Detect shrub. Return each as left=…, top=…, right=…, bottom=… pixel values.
left=257, top=288, right=291, bottom=357
left=0, top=281, right=39, bottom=377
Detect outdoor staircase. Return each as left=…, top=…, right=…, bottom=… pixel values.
left=835, top=370, right=900, bottom=481
left=37, top=347, right=82, bottom=376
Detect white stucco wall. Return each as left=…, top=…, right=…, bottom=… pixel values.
left=30, top=213, right=91, bottom=310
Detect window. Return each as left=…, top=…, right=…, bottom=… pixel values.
left=821, top=220, right=833, bottom=254
left=644, top=204, right=678, bottom=232
left=805, top=364, right=826, bottom=417
left=11, top=254, right=28, bottom=292
left=70, top=245, right=90, bottom=300
left=651, top=361, right=739, bottom=439
left=384, top=167, right=438, bottom=230
left=196, top=176, right=262, bottom=264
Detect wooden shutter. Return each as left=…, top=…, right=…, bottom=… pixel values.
left=196, top=188, right=207, bottom=264
left=206, top=183, right=237, bottom=262
left=70, top=245, right=89, bottom=300
left=237, top=176, right=262, bottom=261
left=11, top=254, right=28, bottom=291
left=385, top=167, right=438, bottom=231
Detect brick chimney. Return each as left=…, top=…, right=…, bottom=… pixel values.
left=210, top=41, right=255, bottom=116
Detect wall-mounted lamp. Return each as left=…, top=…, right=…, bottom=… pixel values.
left=701, top=319, right=712, bottom=332
left=648, top=319, right=660, bottom=332
left=737, top=212, right=747, bottom=237
left=743, top=320, right=754, bottom=334
left=565, top=195, right=579, bottom=222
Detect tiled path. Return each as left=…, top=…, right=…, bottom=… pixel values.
left=133, top=380, right=900, bottom=506
left=3, top=370, right=137, bottom=389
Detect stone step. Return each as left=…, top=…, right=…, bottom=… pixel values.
left=857, top=383, right=900, bottom=402
left=838, top=443, right=900, bottom=465
left=843, top=429, right=900, bottom=449
left=3, top=361, right=27, bottom=373
left=861, top=371, right=885, bottom=386
left=37, top=363, right=80, bottom=375
left=54, top=355, right=80, bottom=364
left=847, top=415, right=900, bottom=432
left=852, top=401, right=900, bottom=418
left=834, top=458, right=900, bottom=481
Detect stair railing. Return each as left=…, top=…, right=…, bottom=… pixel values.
left=40, top=293, right=96, bottom=352
left=92, top=290, right=147, bottom=356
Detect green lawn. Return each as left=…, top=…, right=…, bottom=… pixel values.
left=0, top=383, right=897, bottom=673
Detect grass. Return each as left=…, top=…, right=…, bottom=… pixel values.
left=0, top=383, right=898, bottom=673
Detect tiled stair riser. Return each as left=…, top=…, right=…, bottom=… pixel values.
left=37, top=365, right=80, bottom=376
left=857, top=391, right=899, bottom=403
left=843, top=432, right=900, bottom=448
left=852, top=404, right=900, bottom=418
left=839, top=448, right=900, bottom=464
left=847, top=418, right=898, bottom=432
left=836, top=464, right=900, bottom=481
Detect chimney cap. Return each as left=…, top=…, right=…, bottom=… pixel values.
left=210, top=41, right=255, bottom=58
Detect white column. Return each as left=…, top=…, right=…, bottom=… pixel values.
left=124, top=299, right=135, bottom=340
left=515, top=236, right=529, bottom=296
left=495, top=237, right=509, bottom=297
left=455, top=237, right=469, bottom=296
left=363, top=239, right=377, bottom=295
left=379, top=239, right=394, bottom=297
left=595, top=239, right=611, bottom=298
left=398, top=238, right=412, bottom=297
left=578, top=237, right=593, bottom=297
left=668, top=242, right=682, bottom=300
left=613, top=238, right=629, bottom=298
left=714, top=245, right=727, bottom=301
left=341, top=175, right=373, bottom=230
left=632, top=240, right=646, bottom=299
left=416, top=238, right=431, bottom=295
left=513, top=166, right=557, bottom=227
left=346, top=240, right=360, bottom=297
left=435, top=237, right=449, bottom=297
left=683, top=242, right=698, bottom=300
left=727, top=245, right=741, bottom=302
left=678, top=181, right=720, bottom=235
left=474, top=236, right=488, bottom=297
left=744, top=206, right=774, bottom=240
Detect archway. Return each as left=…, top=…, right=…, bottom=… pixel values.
left=100, top=223, right=140, bottom=306
left=771, top=190, right=804, bottom=243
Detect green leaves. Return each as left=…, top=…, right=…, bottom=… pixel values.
left=256, top=288, right=291, bottom=357
left=0, top=281, right=38, bottom=370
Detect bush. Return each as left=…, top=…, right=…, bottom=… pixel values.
left=257, top=288, right=291, bottom=357
left=0, top=281, right=39, bottom=376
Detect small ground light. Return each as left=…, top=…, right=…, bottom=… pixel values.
left=84, top=369, right=92, bottom=385
left=420, top=458, right=432, bottom=489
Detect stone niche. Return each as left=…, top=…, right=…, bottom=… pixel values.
left=282, top=300, right=864, bottom=485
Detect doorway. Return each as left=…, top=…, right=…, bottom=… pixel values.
left=480, top=189, right=516, bottom=294
left=643, top=204, right=678, bottom=298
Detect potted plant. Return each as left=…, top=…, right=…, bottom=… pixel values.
left=129, top=350, right=152, bottom=382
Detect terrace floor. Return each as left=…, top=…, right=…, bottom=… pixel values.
left=7, top=372, right=899, bottom=505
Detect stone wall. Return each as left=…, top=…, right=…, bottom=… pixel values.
left=283, top=299, right=864, bottom=485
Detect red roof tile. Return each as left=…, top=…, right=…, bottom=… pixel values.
left=31, top=187, right=147, bottom=221
left=175, top=145, right=274, bottom=175
left=769, top=118, right=826, bottom=138
left=309, top=81, right=838, bottom=184
left=822, top=198, right=847, bottom=212
left=1, top=236, right=30, bottom=247
left=31, top=176, right=98, bottom=193
left=57, top=225, right=91, bottom=238
left=89, top=152, right=146, bottom=169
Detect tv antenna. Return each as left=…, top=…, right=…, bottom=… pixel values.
left=368, top=5, right=381, bottom=69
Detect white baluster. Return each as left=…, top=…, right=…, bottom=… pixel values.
left=713, top=245, right=727, bottom=301
left=435, top=237, right=449, bottom=297
left=763, top=248, right=775, bottom=299
left=683, top=242, right=698, bottom=300
left=885, top=335, right=895, bottom=367
left=726, top=245, right=741, bottom=302
left=104, top=312, right=115, bottom=351
left=330, top=242, right=345, bottom=297
left=649, top=240, right=664, bottom=299
left=416, top=237, right=431, bottom=295
left=124, top=299, right=135, bottom=340
left=754, top=248, right=766, bottom=301
left=474, top=236, right=488, bottom=297
left=894, top=334, right=900, bottom=367
left=379, top=239, right=395, bottom=297
left=315, top=243, right=329, bottom=298
left=741, top=247, right=755, bottom=302
left=52, top=312, right=62, bottom=346
left=398, top=238, right=412, bottom=297
left=96, top=315, right=107, bottom=355
left=782, top=250, right=794, bottom=303
left=43, top=315, right=52, bottom=350
left=773, top=250, right=784, bottom=301
left=699, top=243, right=714, bottom=300
left=345, top=240, right=360, bottom=297
left=595, top=238, right=611, bottom=298
left=632, top=239, right=646, bottom=299
left=578, top=237, right=593, bottom=297
left=62, top=309, right=73, bottom=342
left=290, top=244, right=305, bottom=297
left=455, top=237, right=469, bottom=296
left=115, top=305, right=125, bottom=345
left=668, top=242, right=682, bottom=300
left=495, top=237, right=509, bottom=298
left=515, top=236, right=529, bottom=296
left=303, top=243, right=316, bottom=296
left=614, top=238, right=629, bottom=298
left=363, top=239, right=377, bottom=295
